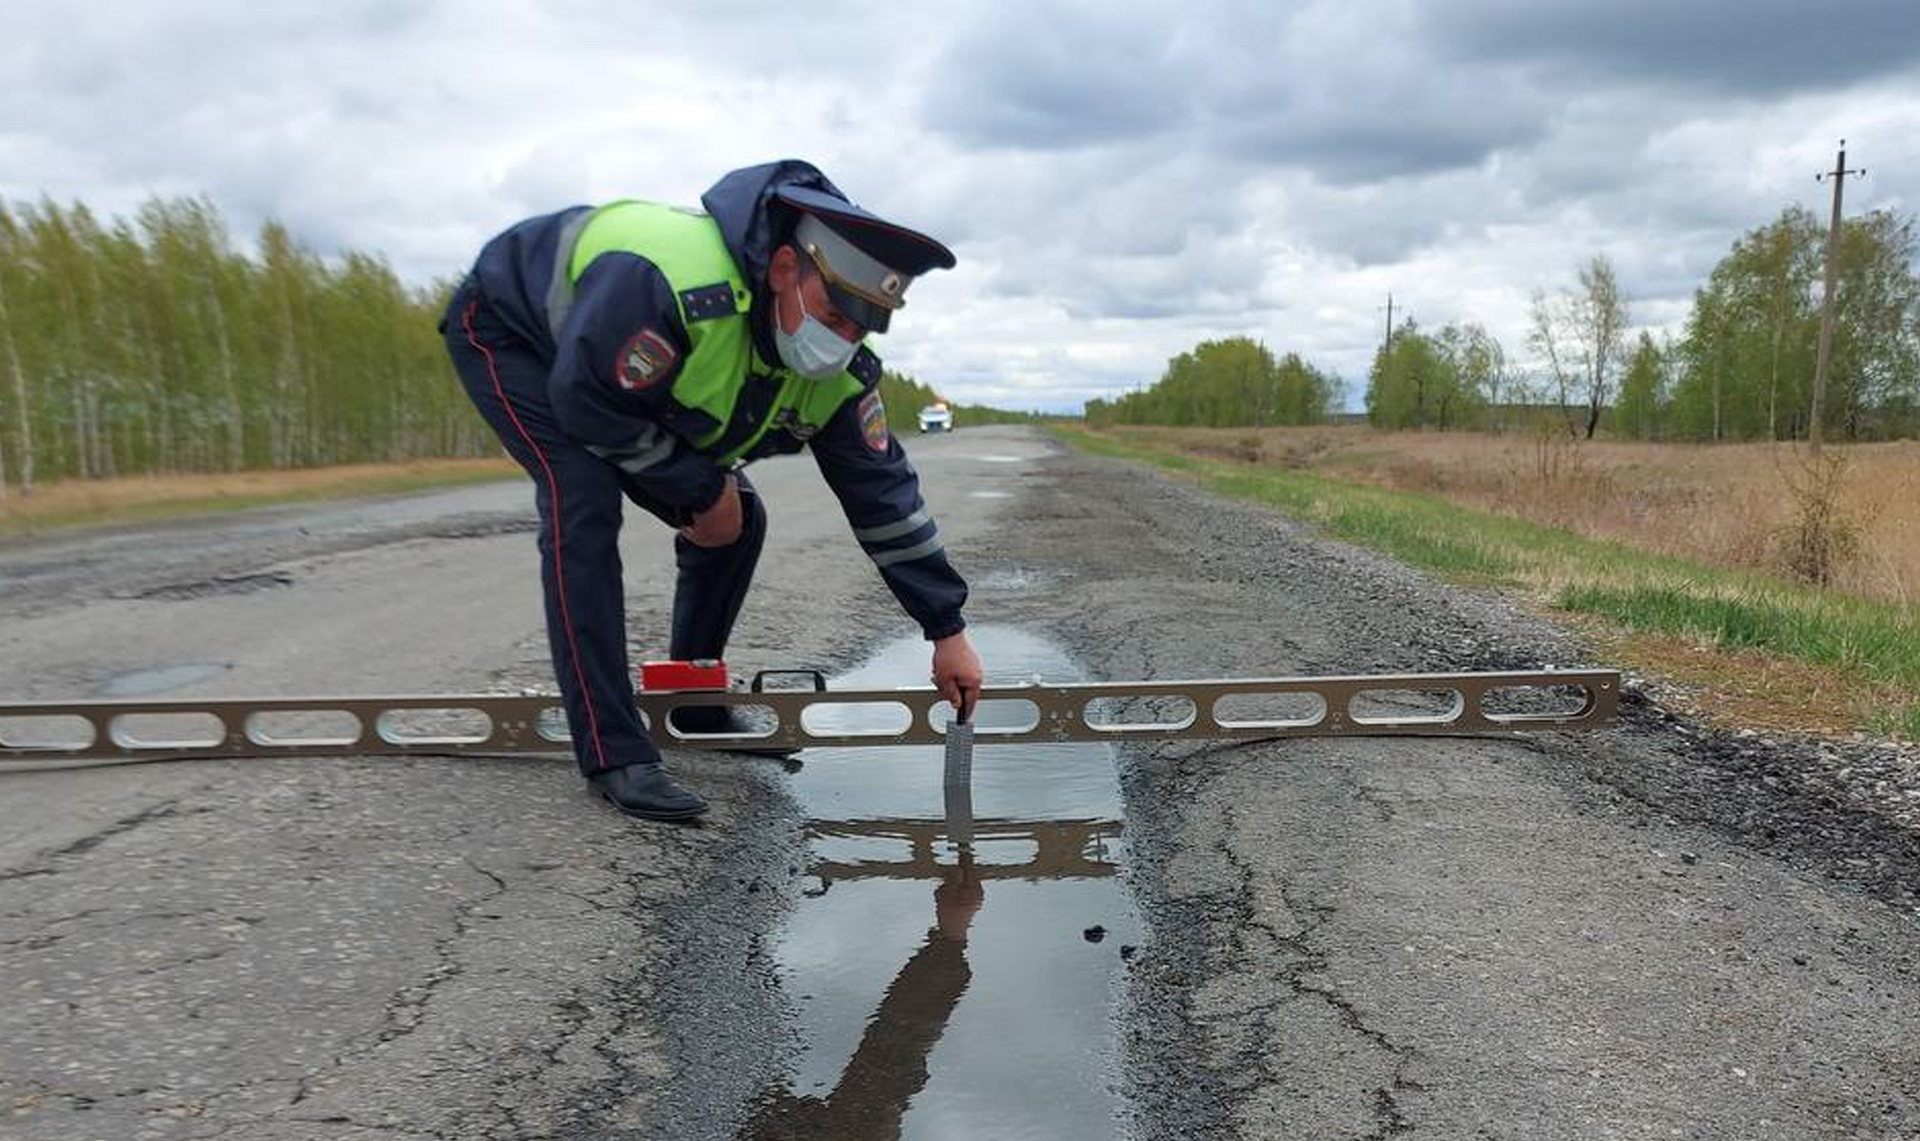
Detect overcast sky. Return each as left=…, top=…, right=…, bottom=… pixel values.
left=4, top=1, right=1918, bottom=412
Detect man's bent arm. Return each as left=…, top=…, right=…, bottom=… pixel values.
left=810, top=381, right=968, bottom=639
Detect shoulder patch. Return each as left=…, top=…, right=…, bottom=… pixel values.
left=857, top=391, right=890, bottom=453
left=614, top=328, right=678, bottom=391
left=679, top=281, right=740, bottom=322
left=848, top=344, right=883, bottom=387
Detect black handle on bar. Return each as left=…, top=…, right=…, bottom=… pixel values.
left=751, top=669, right=828, bottom=694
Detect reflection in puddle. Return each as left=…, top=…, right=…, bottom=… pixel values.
left=97, top=662, right=230, bottom=697
left=969, top=455, right=1026, bottom=464
left=747, top=627, right=1138, bottom=1140
left=967, top=490, right=1013, bottom=499
left=808, top=818, right=1124, bottom=885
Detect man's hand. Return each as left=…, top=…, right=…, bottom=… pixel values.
left=931, top=631, right=983, bottom=718
left=680, top=475, right=742, bottom=547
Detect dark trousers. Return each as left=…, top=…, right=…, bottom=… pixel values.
left=442, top=285, right=766, bottom=775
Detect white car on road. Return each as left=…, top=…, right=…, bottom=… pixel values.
left=917, top=402, right=953, bottom=433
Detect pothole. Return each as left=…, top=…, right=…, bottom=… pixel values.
left=132, top=572, right=294, bottom=601
left=743, top=625, right=1139, bottom=1139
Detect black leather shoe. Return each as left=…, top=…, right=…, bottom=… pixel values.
left=588, top=764, right=708, bottom=821
left=667, top=705, right=798, bottom=758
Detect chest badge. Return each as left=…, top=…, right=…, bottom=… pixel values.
left=770, top=406, right=821, bottom=442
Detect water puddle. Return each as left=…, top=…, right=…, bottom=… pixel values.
left=745, top=626, right=1138, bottom=1139
left=969, top=455, right=1027, bottom=464
left=97, top=662, right=231, bottom=697
left=967, top=490, right=1014, bottom=499
left=973, top=566, right=1053, bottom=591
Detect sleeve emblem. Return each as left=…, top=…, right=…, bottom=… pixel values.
left=614, top=329, right=678, bottom=391
left=857, top=392, right=891, bottom=452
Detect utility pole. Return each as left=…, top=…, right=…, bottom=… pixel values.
left=1382, top=293, right=1395, bottom=355
left=1810, top=140, right=1865, bottom=456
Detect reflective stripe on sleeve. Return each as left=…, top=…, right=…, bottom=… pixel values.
left=544, top=208, right=595, bottom=339
left=853, top=508, right=932, bottom=544
left=587, top=425, right=677, bottom=475
left=870, top=535, right=945, bottom=568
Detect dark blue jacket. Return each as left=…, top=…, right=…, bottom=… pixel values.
left=467, top=161, right=967, bottom=640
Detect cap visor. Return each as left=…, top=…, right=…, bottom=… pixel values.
left=822, top=279, right=892, bottom=333
left=775, top=186, right=957, bottom=273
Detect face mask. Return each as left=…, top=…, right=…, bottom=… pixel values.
left=774, top=285, right=860, bottom=379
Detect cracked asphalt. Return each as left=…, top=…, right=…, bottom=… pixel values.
left=4, top=426, right=1919, bottom=1139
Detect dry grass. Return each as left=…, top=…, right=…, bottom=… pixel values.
left=1560, top=612, right=1869, bottom=739
left=1067, top=424, right=1920, bottom=740
left=0, top=458, right=519, bottom=535
left=1121, top=425, right=1920, bottom=605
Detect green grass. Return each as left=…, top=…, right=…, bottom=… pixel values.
left=1559, top=582, right=1920, bottom=739
left=1208, top=468, right=1520, bottom=581
left=1053, top=424, right=1920, bottom=733
left=1557, top=584, right=1920, bottom=682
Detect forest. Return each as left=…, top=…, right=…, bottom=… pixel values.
left=0, top=196, right=1026, bottom=494
left=4, top=195, right=1916, bottom=496
left=0, top=197, right=484, bottom=491
left=1370, top=206, right=1920, bottom=441
left=1083, top=339, right=1340, bottom=428
left=1086, top=204, right=1919, bottom=441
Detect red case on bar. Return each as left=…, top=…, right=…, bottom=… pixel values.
left=638, top=659, right=729, bottom=693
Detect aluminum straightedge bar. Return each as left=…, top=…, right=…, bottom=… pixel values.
left=0, top=669, right=1618, bottom=766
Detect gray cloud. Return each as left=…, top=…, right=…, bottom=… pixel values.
left=920, top=10, right=1191, bottom=150
left=1428, top=0, right=1920, bottom=96
left=916, top=2, right=1565, bottom=191
left=1220, top=112, right=1538, bottom=187
left=3, top=0, right=1918, bottom=414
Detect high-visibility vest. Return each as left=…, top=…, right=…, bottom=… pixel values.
left=565, top=200, right=865, bottom=464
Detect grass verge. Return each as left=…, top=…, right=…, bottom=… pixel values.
left=0, top=459, right=521, bottom=538
left=1053, top=425, right=1920, bottom=741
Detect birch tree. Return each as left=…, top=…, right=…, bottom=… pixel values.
left=0, top=205, right=30, bottom=493
left=1529, top=258, right=1630, bottom=438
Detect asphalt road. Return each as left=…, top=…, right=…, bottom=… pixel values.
left=3, top=425, right=1917, bottom=1140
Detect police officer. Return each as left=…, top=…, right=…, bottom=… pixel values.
left=442, top=160, right=983, bottom=821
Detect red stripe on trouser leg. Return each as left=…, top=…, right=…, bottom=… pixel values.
left=461, top=301, right=613, bottom=771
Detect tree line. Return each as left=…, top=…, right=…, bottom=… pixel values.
left=6, top=190, right=1913, bottom=492
left=0, top=196, right=487, bottom=493
left=1667, top=206, right=1917, bottom=442
left=1370, top=203, right=1920, bottom=441
left=0, top=194, right=1047, bottom=493
left=1083, top=337, right=1339, bottom=428
left=1083, top=200, right=1918, bottom=443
